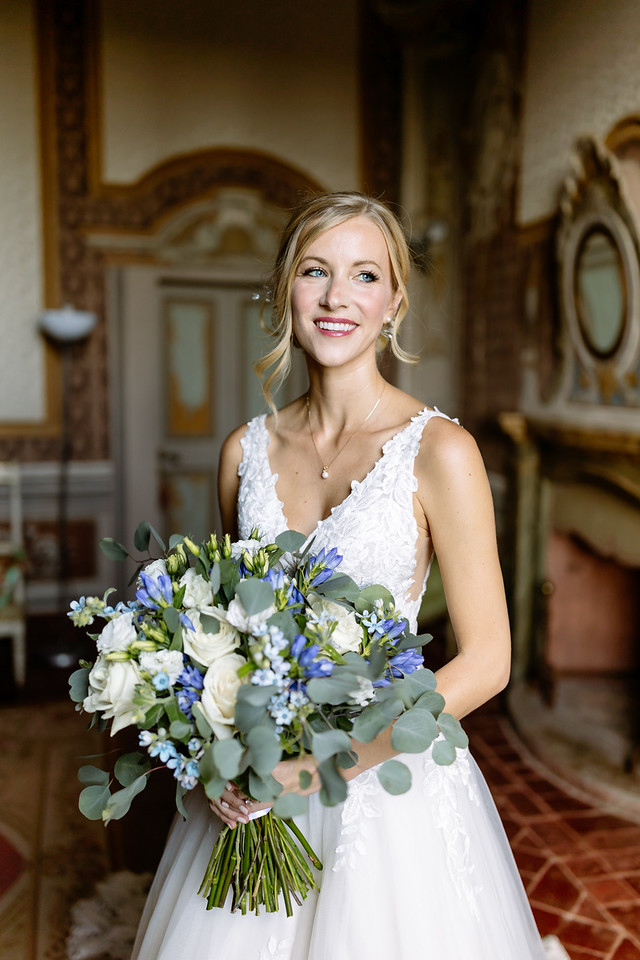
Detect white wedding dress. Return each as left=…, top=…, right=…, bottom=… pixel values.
left=131, top=409, right=548, bottom=960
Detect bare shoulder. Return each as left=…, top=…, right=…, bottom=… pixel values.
left=415, top=413, right=488, bottom=492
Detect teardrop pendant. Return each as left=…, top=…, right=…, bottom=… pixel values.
left=321, top=468, right=329, bottom=479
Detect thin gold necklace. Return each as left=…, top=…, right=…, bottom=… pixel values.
left=306, top=383, right=386, bottom=480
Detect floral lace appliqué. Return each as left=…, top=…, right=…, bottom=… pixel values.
left=423, top=747, right=482, bottom=917
left=332, top=768, right=382, bottom=873
left=258, top=936, right=294, bottom=960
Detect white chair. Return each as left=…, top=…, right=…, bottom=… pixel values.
left=0, top=463, right=26, bottom=687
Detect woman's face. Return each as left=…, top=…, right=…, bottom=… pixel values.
left=290, top=216, right=401, bottom=370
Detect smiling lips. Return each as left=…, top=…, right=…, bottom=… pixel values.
left=314, top=318, right=357, bottom=335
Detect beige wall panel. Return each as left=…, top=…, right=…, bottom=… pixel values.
left=519, top=0, right=640, bottom=225
left=0, top=0, right=44, bottom=421
left=100, top=0, right=359, bottom=190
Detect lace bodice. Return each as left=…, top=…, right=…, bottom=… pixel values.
left=237, top=407, right=457, bottom=631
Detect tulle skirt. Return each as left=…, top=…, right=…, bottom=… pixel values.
left=131, top=746, right=547, bottom=960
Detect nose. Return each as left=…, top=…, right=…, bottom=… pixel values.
left=319, top=273, right=349, bottom=310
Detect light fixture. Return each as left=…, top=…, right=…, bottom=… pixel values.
left=39, top=305, right=97, bottom=343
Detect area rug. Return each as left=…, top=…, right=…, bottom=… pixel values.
left=0, top=700, right=111, bottom=960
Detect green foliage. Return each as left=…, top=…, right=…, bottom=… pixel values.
left=170, top=720, right=192, bottom=742
left=298, top=769, right=313, bottom=790
left=114, top=752, right=151, bottom=786
left=233, top=685, right=276, bottom=733
left=79, top=784, right=111, bottom=820
left=68, top=667, right=90, bottom=703
left=99, top=538, right=129, bottom=562
left=192, top=702, right=213, bottom=739
left=199, top=614, right=220, bottom=635
left=77, top=765, right=109, bottom=786
left=391, top=708, right=439, bottom=753
left=317, top=758, right=348, bottom=806
left=162, top=606, right=181, bottom=634
left=314, top=574, right=361, bottom=602
left=273, top=792, right=308, bottom=818
left=248, top=770, right=282, bottom=802
left=133, top=521, right=151, bottom=552
left=377, top=759, right=412, bottom=795
left=246, top=726, right=281, bottom=778
left=437, top=712, right=469, bottom=749
left=311, top=729, right=351, bottom=765
left=235, top=578, right=274, bottom=616
left=355, top=584, right=394, bottom=614
left=103, top=775, right=148, bottom=823
left=432, top=738, right=457, bottom=765
left=211, top=739, right=244, bottom=781
left=274, top=530, right=306, bottom=553
left=351, top=697, right=403, bottom=743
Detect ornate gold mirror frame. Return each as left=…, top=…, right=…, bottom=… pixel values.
left=556, top=137, right=640, bottom=407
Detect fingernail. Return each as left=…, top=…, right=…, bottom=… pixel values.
left=239, top=804, right=249, bottom=814
left=238, top=816, right=248, bottom=824
left=226, top=782, right=233, bottom=790
left=221, top=800, right=230, bottom=809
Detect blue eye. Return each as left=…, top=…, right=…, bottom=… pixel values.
left=302, top=267, right=326, bottom=278
left=356, top=271, right=379, bottom=283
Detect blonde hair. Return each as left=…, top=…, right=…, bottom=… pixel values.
left=255, top=192, right=416, bottom=412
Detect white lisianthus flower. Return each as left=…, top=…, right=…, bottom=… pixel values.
left=96, top=611, right=137, bottom=654
left=348, top=676, right=376, bottom=707
left=199, top=652, right=248, bottom=739
left=179, top=568, right=214, bottom=608
left=182, top=607, right=240, bottom=666
left=141, top=558, right=168, bottom=583
left=139, top=649, right=184, bottom=683
left=229, top=536, right=268, bottom=561
left=308, top=594, right=363, bottom=654
left=83, top=655, right=142, bottom=735
left=226, top=596, right=275, bottom=635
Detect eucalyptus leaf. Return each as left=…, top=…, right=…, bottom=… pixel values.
left=311, top=729, right=352, bottom=765
left=192, top=702, right=213, bottom=739
left=306, top=673, right=363, bottom=706
left=236, top=578, right=275, bottom=617
left=211, top=739, right=244, bottom=780
left=114, top=752, right=151, bottom=786
left=175, top=783, right=189, bottom=819
left=391, top=709, right=439, bottom=753
left=432, top=738, right=457, bottom=765
left=169, top=720, right=192, bottom=742
left=69, top=667, right=90, bottom=703
left=77, top=765, right=109, bottom=787
left=377, top=759, right=412, bottom=795
left=275, top=530, right=307, bottom=553
left=314, top=574, right=361, bottom=601
left=204, top=775, right=228, bottom=800
left=99, top=538, right=129, bottom=562
left=273, top=792, right=308, bottom=819
left=351, top=697, right=403, bottom=743
left=336, top=750, right=358, bottom=769
left=163, top=606, right=180, bottom=633
left=437, top=712, right=469, bottom=749
left=318, top=758, right=348, bottom=807
left=133, top=521, right=151, bottom=552
left=169, top=534, right=184, bottom=549
left=103, top=775, right=148, bottom=823
left=148, top=523, right=166, bottom=552
left=248, top=770, right=282, bottom=802
left=298, top=769, right=313, bottom=790
left=209, top=562, right=221, bottom=594
left=402, top=668, right=438, bottom=701
left=355, top=584, right=394, bottom=614
left=199, top=745, right=221, bottom=783
left=267, top=610, right=297, bottom=640
left=414, top=689, right=446, bottom=717
left=142, top=703, right=165, bottom=728
left=195, top=555, right=208, bottom=577
left=246, top=726, right=282, bottom=778
left=199, top=614, right=220, bottom=635
left=79, top=784, right=111, bottom=820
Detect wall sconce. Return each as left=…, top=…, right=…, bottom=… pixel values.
left=38, top=306, right=97, bottom=647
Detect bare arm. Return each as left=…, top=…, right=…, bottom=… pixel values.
left=217, top=426, right=245, bottom=538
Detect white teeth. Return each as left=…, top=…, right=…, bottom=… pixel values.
left=315, top=320, right=356, bottom=332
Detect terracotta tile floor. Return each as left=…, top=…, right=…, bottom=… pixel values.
left=466, top=703, right=640, bottom=960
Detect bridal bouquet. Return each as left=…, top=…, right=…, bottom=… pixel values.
left=69, top=522, right=467, bottom=916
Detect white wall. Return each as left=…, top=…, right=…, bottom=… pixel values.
left=0, top=0, right=44, bottom=421
left=100, top=0, right=360, bottom=190
left=519, top=0, right=640, bottom=225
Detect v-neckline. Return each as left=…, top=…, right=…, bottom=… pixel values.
left=258, top=407, right=430, bottom=536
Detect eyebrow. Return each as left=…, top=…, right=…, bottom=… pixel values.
left=299, top=255, right=383, bottom=270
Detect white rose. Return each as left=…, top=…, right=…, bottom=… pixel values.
left=141, top=558, right=168, bottom=583
left=83, top=655, right=142, bottom=735
left=139, top=649, right=184, bottom=683
left=226, top=596, right=275, bottom=635
left=96, top=611, right=137, bottom=654
left=179, top=568, right=214, bottom=608
left=199, top=653, right=247, bottom=739
left=309, top=595, right=363, bottom=654
left=182, top=607, right=240, bottom=666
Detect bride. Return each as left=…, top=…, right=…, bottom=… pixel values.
left=131, top=192, right=548, bottom=959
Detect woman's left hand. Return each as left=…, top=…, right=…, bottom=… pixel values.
left=208, top=755, right=320, bottom=828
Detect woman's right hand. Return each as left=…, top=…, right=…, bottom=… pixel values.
left=209, top=782, right=273, bottom=829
